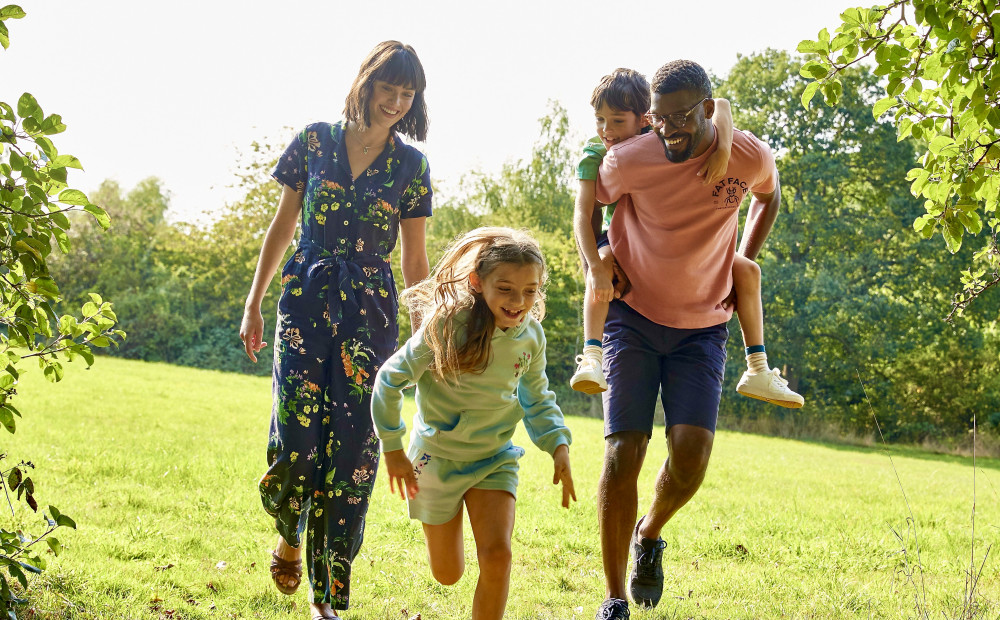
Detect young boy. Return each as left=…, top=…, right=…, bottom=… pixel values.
left=570, top=68, right=803, bottom=408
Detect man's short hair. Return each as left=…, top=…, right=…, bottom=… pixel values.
left=650, top=60, right=712, bottom=100
left=590, top=68, right=651, bottom=118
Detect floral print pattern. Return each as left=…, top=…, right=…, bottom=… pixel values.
left=259, top=120, right=432, bottom=608
left=513, top=351, right=532, bottom=379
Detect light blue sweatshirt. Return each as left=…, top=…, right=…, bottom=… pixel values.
left=371, top=309, right=572, bottom=461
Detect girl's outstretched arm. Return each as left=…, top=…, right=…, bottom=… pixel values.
left=551, top=444, right=576, bottom=509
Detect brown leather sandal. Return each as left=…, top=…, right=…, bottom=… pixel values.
left=269, top=550, right=302, bottom=595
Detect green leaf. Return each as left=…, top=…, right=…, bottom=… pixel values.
left=801, top=82, right=820, bottom=108
left=928, top=135, right=955, bottom=154
left=45, top=537, right=61, bottom=556
left=0, top=6, right=27, bottom=20
left=7, top=467, right=21, bottom=491
left=796, top=39, right=825, bottom=54
left=88, top=292, right=103, bottom=305
left=55, top=514, right=76, bottom=529
left=53, top=228, right=70, bottom=253
left=943, top=217, right=964, bottom=253
left=82, top=301, right=98, bottom=316
left=17, top=560, right=41, bottom=575
left=16, top=92, right=40, bottom=120
left=873, top=96, right=897, bottom=118
left=0, top=406, right=15, bottom=433
left=6, top=562, right=27, bottom=591
left=90, top=336, right=111, bottom=347
left=800, top=62, right=830, bottom=80
left=57, top=188, right=88, bottom=206
left=52, top=154, right=82, bottom=170
left=39, top=114, right=66, bottom=136
left=84, top=204, right=111, bottom=229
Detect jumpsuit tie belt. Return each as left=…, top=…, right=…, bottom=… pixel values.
left=300, top=244, right=392, bottom=328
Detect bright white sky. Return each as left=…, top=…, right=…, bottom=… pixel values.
left=3, top=0, right=863, bottom=223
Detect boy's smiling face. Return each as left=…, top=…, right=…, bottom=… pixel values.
left=594, top=103, right=645, bottom=150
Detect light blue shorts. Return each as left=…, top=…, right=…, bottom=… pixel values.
left=405, top=443, right=525, bottom=525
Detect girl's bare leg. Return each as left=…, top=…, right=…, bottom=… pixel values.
left=464, top=488, right=516, bottom=620
left=422, top=508, right=466, bottom=586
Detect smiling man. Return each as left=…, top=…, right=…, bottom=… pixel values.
left=592, top=60, right=781, bottom=619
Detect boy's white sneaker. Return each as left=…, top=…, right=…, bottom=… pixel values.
left=571, top=354, right=608, bottom=394
left=737, top=367, right=804, bottom=408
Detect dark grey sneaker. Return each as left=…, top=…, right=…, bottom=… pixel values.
left=595, top=598, right=630, bottom=620
left=628, top=516, right=666, bottom=608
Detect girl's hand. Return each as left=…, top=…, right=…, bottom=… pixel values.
left=551, top=444, right=576, bottom=509
left=239, top=306, right=267, bottom=363
left=698, top=146, right=731, bottom=186
left=384, top=450, right=419, bottom=500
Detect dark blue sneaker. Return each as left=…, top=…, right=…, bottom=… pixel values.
left=595, top=598, right=630, bottom=619
left=628, top=516, right=666, bottom=608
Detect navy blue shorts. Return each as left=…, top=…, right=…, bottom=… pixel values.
left=602, top=301, right=728, bottom=436
left=596, top=230, right=610, bottom=249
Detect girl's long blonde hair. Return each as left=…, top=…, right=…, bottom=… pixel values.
left=402, top=227, right=547, bottom=381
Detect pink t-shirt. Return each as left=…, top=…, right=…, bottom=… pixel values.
left=597, top=129, right=777, bottom=329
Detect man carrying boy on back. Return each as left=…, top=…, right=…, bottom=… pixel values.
left=591, top=60, right=785, bottom=620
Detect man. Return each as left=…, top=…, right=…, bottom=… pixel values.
left=593, top=60, right=782, bottom=620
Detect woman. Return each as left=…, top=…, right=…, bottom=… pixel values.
left=239, top=40, right=432, bottom=620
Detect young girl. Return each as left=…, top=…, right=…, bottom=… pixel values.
left=239, top=41, right=432, bottom=620
left=371, top=227, right=576, bottom=620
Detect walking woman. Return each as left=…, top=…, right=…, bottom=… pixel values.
left=239, top=41, right=432, bottom=620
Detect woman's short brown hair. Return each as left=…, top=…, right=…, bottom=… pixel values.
left=344, top=41, right=429, bottom=141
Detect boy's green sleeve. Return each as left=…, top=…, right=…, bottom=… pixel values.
left=371, top=328, right=433, bottom=453
left=517, top=332, right=572, bottom=455
left=576, top=138, right=607, bottom=181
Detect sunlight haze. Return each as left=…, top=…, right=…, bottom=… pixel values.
left=3, top=0, right=864, bottom=222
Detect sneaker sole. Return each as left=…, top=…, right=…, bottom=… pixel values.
left=737, top=388, right=803, bottom=408
left=571, top=379, right=607, bottom=394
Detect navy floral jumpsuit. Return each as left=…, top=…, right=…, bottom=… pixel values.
left=258, top=121, right=432, bottom=608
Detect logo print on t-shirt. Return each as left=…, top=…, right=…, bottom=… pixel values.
left=712, top=177, right=749, bottom=210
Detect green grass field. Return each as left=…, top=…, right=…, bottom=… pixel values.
left=5, top=357, right=999, bottom=619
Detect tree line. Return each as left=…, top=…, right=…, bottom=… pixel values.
left=50, top=50, right=1000, bottom=444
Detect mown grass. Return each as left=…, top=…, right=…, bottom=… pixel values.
left=5, top=357, right=999, bottom=619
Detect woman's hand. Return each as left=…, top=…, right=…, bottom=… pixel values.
left=384, top=450, right=419, bottom=500
left=239, top=305, right=267, bottom=363
left=552, top=444, right=576, bottom=509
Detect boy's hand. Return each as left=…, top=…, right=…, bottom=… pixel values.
left=721, top=285, right=738, bottom=311
left=552, top=444, right=576, bottom=509
left=588, top=263, right=615, bottom=303
left=699, top=145, right=731, bottom=186
left=598, top=246, right=630, bottom=298
left=383, top=450, right=419, bottom=500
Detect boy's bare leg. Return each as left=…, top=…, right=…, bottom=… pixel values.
left=465, top=489, right=517, bottom=620
left=732, top=255, right=804, bottom=407
left=732, top=254, right=763, bottom=348
left=422, top=509, right=466, bottom=586
left=584, top=279, right=610, bottom=343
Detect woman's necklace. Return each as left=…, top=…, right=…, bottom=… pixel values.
left=347, top=124, right=387, bottom=155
